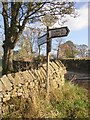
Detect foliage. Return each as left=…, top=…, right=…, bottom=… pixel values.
left=52, top=82, right=89, bottom=118
left=14, top=36, right=34, bottom=61
left=58, top=40, right=79, bottom=58
left=76, top=44, right=88, bottom=58
left=41, top=13, right=58, bottom=27
left=3, top=81, right=89, bottom=119
left=1, top=1, right=77, bottom=74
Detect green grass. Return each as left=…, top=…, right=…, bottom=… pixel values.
left=2, top=81, right=89, bottom=119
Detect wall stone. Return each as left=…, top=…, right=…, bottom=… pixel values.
left=60, top=58, right=89, bottom=73
left=0, top=60, right=66, bottom=117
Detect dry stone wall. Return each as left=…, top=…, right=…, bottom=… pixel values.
left=60, top=58, right=89, bottom=73
left=0, top=60, right=66, bottom=117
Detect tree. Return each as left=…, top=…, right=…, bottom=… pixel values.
left=57, top=38, right=65, bottom=59
left=77, top=44, right=88, bottom=58
left=58, top=40, right=78, bottom=58
left=14, top=35, right=32, bottom=61
left=65, top=41, right=78, bottom=58
left=1, top=1, right=76, bottom=74
left=14, top=27, right=42, bottom=60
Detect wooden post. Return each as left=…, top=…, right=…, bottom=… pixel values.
left=0, top=92, right=2, bottom=119
left=46, top=26, right=51, bottom=100
left=38, top=45, right=40, bottom=56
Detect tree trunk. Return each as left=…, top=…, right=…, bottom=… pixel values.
left=2, top=45, right=14, bottom=75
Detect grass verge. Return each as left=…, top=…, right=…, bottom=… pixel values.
left=2, top=81, right=89, bottom=119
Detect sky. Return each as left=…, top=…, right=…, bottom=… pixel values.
left=30, top=2, right=89, bottom=55
left=52, top=2, right=88, bottom=46
left=27, top=2, right=89, bottom=46
left=0, top=1, right=89, bottom=53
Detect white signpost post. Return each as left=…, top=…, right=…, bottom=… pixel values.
left=38, top=26, right=70, bottom=100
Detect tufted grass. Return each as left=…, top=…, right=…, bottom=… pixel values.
left=2, top=81, right=89, bottom=119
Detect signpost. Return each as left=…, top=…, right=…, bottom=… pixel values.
left=48, top=27, right=70, bottom=39
left=38, top=33, right=47, bottom=46
left=38, top=27, right=70, bottom=46
left=38, top=26, right=70, bottom=100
